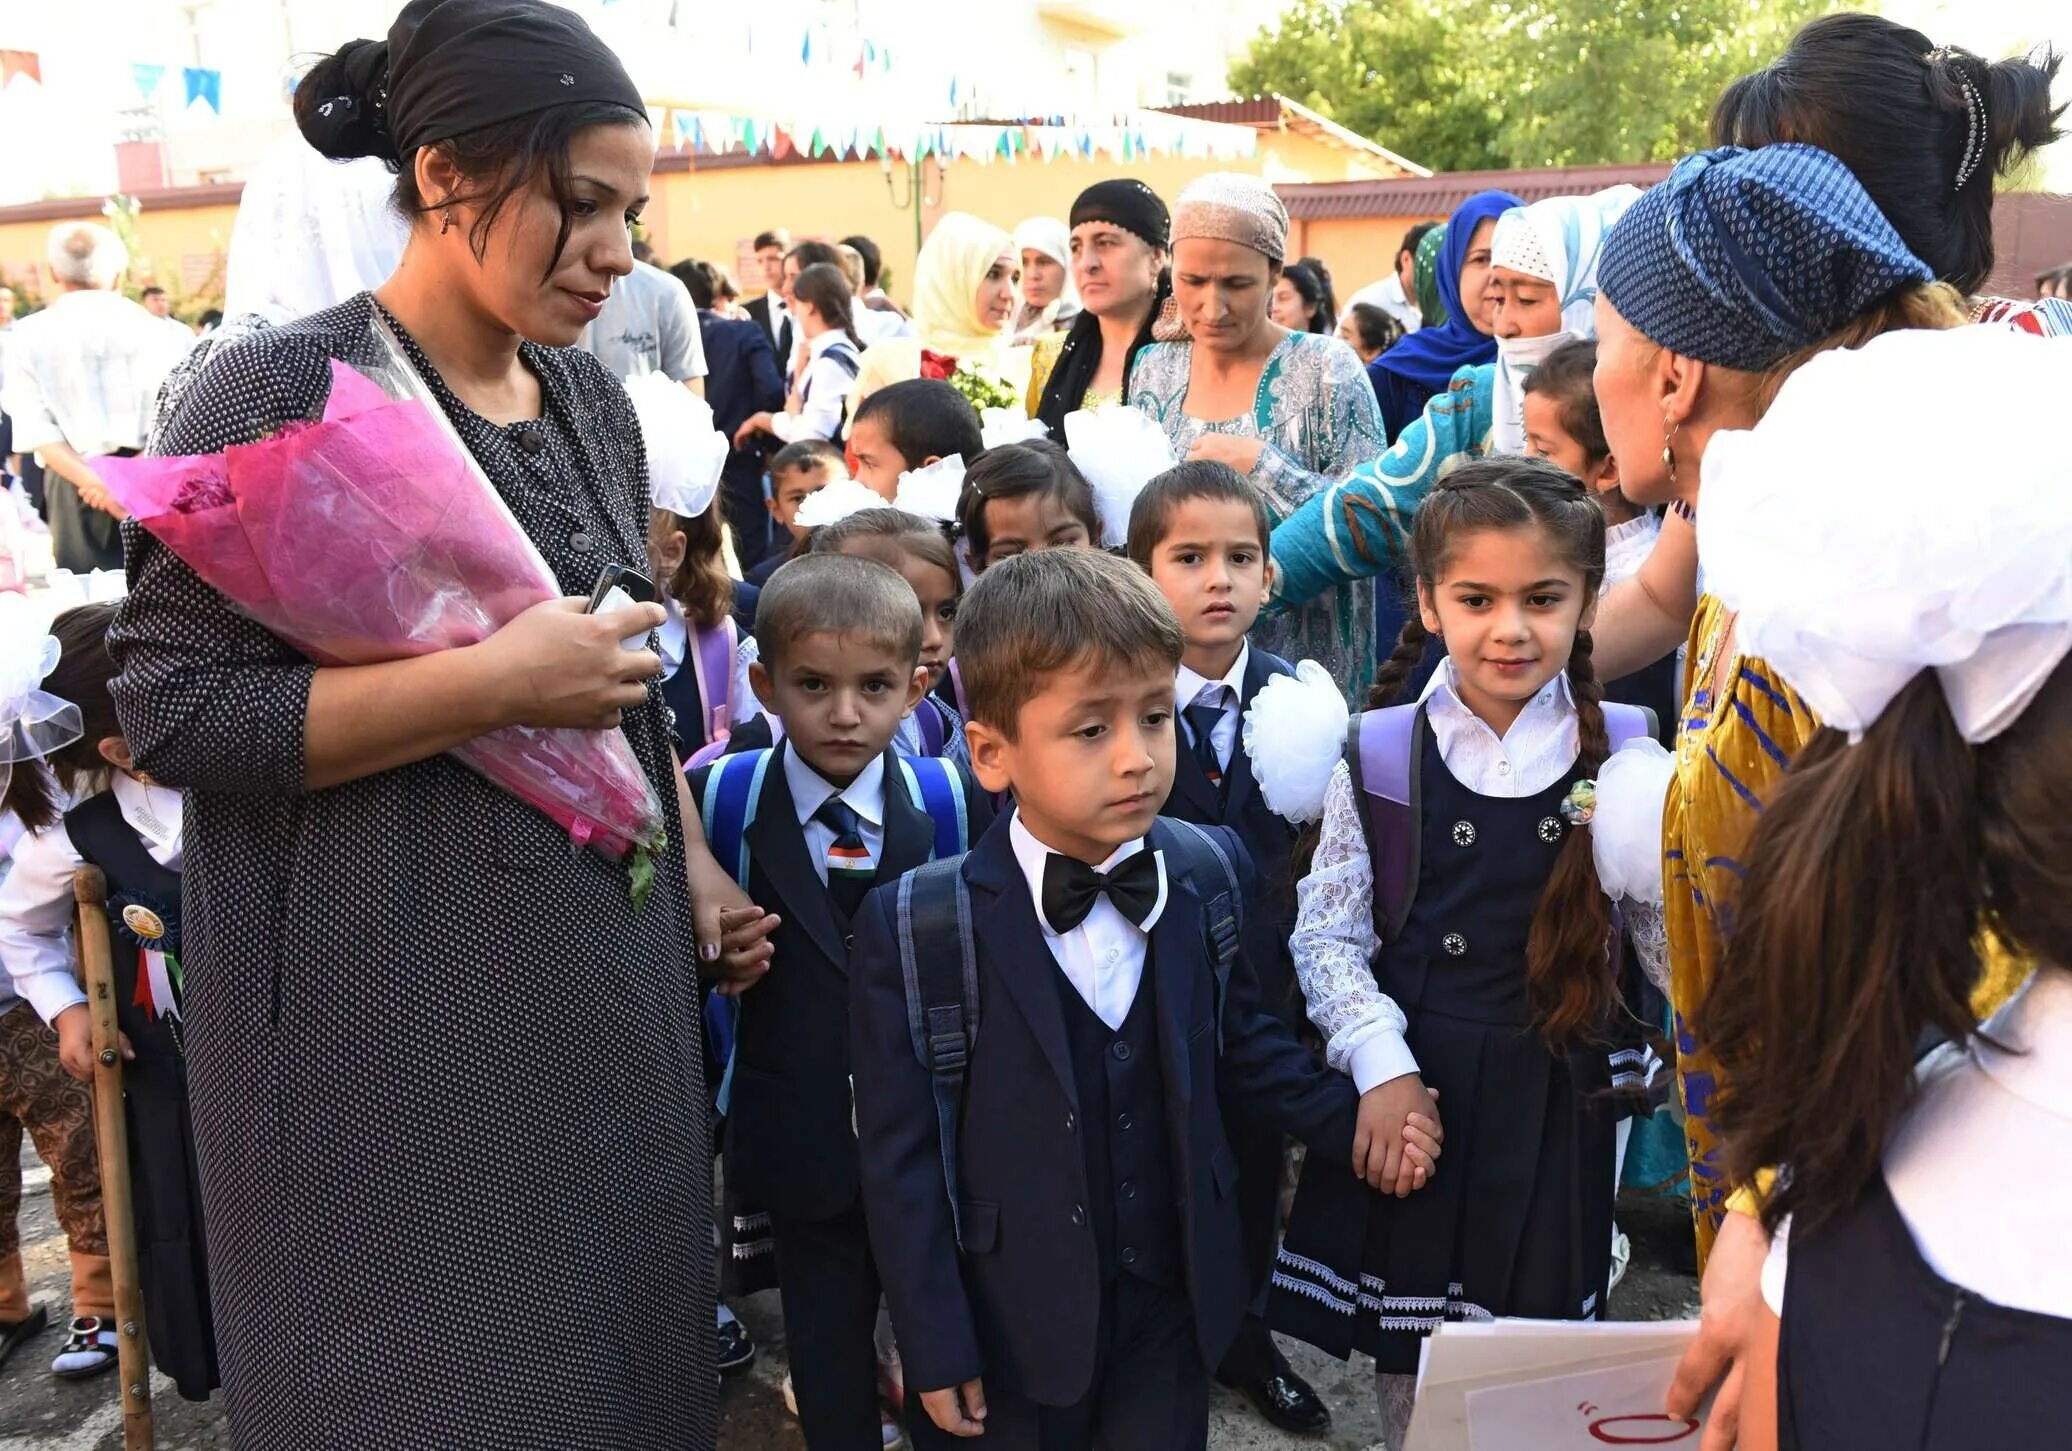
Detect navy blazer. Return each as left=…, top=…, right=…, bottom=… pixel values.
left=1163, top=647, right=1300, bottom=1018
left=693, top=740, right=993, bottom=1222
left=698, top=309, right=786, bottom=518
left=850, top=815, right=1360, bottom=1404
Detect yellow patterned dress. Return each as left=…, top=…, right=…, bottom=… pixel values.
left=1024, top=330, right=1121, bottom=417
left=1665, top=595, right=2032, bottom=1265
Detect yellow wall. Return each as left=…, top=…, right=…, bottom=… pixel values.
left=0, top=202, right=240, bottom=308
left=0, top=129, right=1417, bottom=314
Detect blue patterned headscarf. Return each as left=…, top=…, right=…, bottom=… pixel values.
left=1598, top=144, right=1934, bottom=373
left=1374, top=188, right=1524, bottom=396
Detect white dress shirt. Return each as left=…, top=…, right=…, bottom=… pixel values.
left=1009, top=814, right=1168, bottom=1031
left=1176, top=642, right=1250, bottom=775
left=1763, top=969, right=2072, bottom=1319
left=853, top=305, right=912, bottom=349
left=1, top=290, right=194, bottom=456
left=1292, top=662, right=1582, bottom=1093
left=0, top=775, right=184, bottom=1023
left=770, top=330, right=860, bottom=445
left=1347, top=273, right=1423, bottom=334
left=784, top=747, right=887, bottom=884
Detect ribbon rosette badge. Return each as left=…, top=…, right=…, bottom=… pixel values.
left=121, top=903, right=167, bottom=942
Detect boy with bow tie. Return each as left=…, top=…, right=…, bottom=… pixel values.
left=849, top=549, right=1439, bottom=1449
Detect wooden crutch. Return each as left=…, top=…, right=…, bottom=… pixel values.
left=72, top=865, right=155, bottom=1450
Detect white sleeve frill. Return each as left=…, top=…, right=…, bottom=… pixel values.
left=1291, top=760, right=1418, bottom=1095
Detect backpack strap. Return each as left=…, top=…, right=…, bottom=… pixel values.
left=697, top=748, right=773, bottom=891
left=688, top=617, right=738, bottom=749
left=1347, top=704, right=1427, bottom=945
left=912, top=697, right=948, bottom=758
left=894, top=855, right=980, bottom=1251
left=894, top=754, right=972, bottom=860
left=1157, top=820, right=1244, bottom=1053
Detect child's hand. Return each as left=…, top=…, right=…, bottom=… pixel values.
left=920, top=1377, right=988, bottom=1437
left=701, top=903, right=781, bottom=995
left=52, top=1004, right=132, bottom=1084
left=731, top=413, right=777, bottom=450
left=1353, top=1074, right=1441, bottom=1194
left=1394, top=1099, right=1444, bottom=1197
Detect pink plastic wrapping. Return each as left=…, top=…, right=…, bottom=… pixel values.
left=99, top=352, right=665, bottom=864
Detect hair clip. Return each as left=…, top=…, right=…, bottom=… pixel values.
left=1928, top=48, right=1987, bottom=191
left=1559, top=779, right=1597, bottom=828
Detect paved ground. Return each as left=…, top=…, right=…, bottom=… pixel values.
left=0, top=1128, right=1697, bottom=1451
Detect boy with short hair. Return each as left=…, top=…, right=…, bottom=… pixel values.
left=690, top=554, right=992, bottom=1448
left=848, top=379, right=983, bottom=500
left=850, top=549, right=1438, bottom=1449
left=749, top=440, right=848, bottom=586
left=1124, top=461, right=1328, bottom=1435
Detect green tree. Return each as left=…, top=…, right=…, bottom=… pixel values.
left=1230, top=0, right=1836, bottom=173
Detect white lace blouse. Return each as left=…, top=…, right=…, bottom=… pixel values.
left=1291, top=663, right=1581, bottom=1094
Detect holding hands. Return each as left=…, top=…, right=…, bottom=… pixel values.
left=1354, top=1073, right=1444, bottom=1197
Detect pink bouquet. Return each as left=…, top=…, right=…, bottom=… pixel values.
left=98, top=354, right=666, bottom=893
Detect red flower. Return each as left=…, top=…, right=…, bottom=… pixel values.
left=918, top=349, right=959, bottom=381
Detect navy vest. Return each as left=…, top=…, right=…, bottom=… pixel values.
left=1055, top=966, right=1180, bottom=1289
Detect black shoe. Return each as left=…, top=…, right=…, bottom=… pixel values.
left=716, top=1314, right=757, bottom=1379
left=1241, top=1355, right=1331, bottom=1435
left=0, top=1306, right=47, bottom=1371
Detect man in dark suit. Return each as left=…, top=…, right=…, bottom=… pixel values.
left=674, top=259, right=787, bottom=567
left=743, top=227, right=790, bottom=352
left=850, top=550, right=1434, bottom=1449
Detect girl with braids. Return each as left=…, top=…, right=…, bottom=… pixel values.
left=1253, top=457, right=1658, bottom=1450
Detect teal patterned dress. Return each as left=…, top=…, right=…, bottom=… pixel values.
left=1129, top=331, right=1386, bottom=688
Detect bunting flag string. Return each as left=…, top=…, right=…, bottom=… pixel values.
left=0, top=50, right=41, bottom=88
left=652, top=106, right=1256, bottom=167
left=182, top=66, right=222, bottom=114
left=131, top=62, right=166, bottom=102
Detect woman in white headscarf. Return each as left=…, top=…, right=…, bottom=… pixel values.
left=1010, top=216, right=1080, bottom=344
left=847, top=212, right=1030, bottom=411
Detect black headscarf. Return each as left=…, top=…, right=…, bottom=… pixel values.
left=299, top=0, right=645, bottom=164
left=1034, top=180, right=1171, bottom=434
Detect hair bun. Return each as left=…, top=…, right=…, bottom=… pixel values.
left=1982, top=45, right=2065, bottom=178
left=294, top=39, right=397, bottom=165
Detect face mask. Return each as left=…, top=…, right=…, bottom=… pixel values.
left=1492, top=328, right=1575, bottom=456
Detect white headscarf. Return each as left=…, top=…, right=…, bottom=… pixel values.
left=1701, top=325, right=2072, bottom=743
left=1487, top=184, right=1643, bottom=455
left=1011, top=216, right=1080, bottom=343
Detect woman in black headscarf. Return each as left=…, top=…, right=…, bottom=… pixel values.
left=1027, top=179, right=1170, bottom=433
left=106, top=3, right=754, bottom=1445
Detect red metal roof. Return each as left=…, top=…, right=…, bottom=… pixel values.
left=1158, top=98, right=1286, bottom=127
left=1279, top=162, right=1675, bottom=220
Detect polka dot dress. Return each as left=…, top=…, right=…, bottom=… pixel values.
left=107, top=294, right=716, bottom=1449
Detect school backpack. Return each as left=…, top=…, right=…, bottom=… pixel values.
left=892, top=820, right=1244, bottom=1252
left=1347, top=700, right=1656, bottom=944
left=680, top=618, right=742, bottom=770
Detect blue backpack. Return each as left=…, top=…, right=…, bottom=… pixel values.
left=892, top=820, right=1245, bottom=1251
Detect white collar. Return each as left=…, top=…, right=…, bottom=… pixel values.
left=1973, top=969, right=2072, bottom=1122
left=1007, top=812, right=1166, bottom=937
left=806, top=328, right=851, bottom=358
left=1176, top=642, right=1249, bottom=711
left=112, top=773, right=182, bottom=856
left=1419, top=658, right=1576, bottom=738
left=656, top=603, right=687, bottom=675
left=783, top=743, right=887, bottom=829
left=1605, top=512, right=1659, bottom=546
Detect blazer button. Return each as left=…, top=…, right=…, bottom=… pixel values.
left=844, top=931, right=855, bottom=952
left=516, top=426, right=545, bottom=455
left=1121, top=1247, right=1138, bottom=1266
left=1064, top=1109, right=1076, bottom=1133
left=1121, top=1180, right=1136, bottom=1200
left=1112, top=1040, right=1132, bottom=1062
left=1070, top=1204, right=1086, bottom=1228
left=1116, top=1113, right=1132, bottom=1131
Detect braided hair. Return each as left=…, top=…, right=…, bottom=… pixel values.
left=1369, top=456, right=1616, bottom=1046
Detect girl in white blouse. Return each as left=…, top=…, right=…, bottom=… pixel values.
left=732, top=262, right=862, bottom=450
left=1251, top=458, right=1654, bottom=1450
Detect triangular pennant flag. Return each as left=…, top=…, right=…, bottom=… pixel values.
left=673, top=110, right=695, bottom=150
left=131, top=62, right=166, bottom=102
left=0, top=51, right=41, bottom=87
left=182, top=66, right=221, bottom=113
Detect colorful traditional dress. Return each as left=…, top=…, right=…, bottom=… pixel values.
left=1665, top=595, right=2030, bottom=1264
left=1129, top=330, right=1386, bottom=686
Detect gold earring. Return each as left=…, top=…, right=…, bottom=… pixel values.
left=439, top=211, right=455, bottom=236
left=1661, top=421, right=1680, bottom=488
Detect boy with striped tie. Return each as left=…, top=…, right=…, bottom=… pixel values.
left=689, top=554, right=992, bottom=1447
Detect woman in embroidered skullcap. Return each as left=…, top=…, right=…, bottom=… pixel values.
left=1129, top=172, right=1386, bottom=689
left=105, top=2, right=752, bottom=1444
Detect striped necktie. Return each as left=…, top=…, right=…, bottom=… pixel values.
left=1183, top=687, right=1229, bottom=793
left=815, top=797, right=874, bottom=919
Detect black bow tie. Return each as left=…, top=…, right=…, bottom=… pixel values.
left=1041, top=849, right=1162, bottom=935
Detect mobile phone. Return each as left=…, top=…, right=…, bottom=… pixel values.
left=585, top=563, right=658, bottom=614
left=586, top=564, right=660, bottom=652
